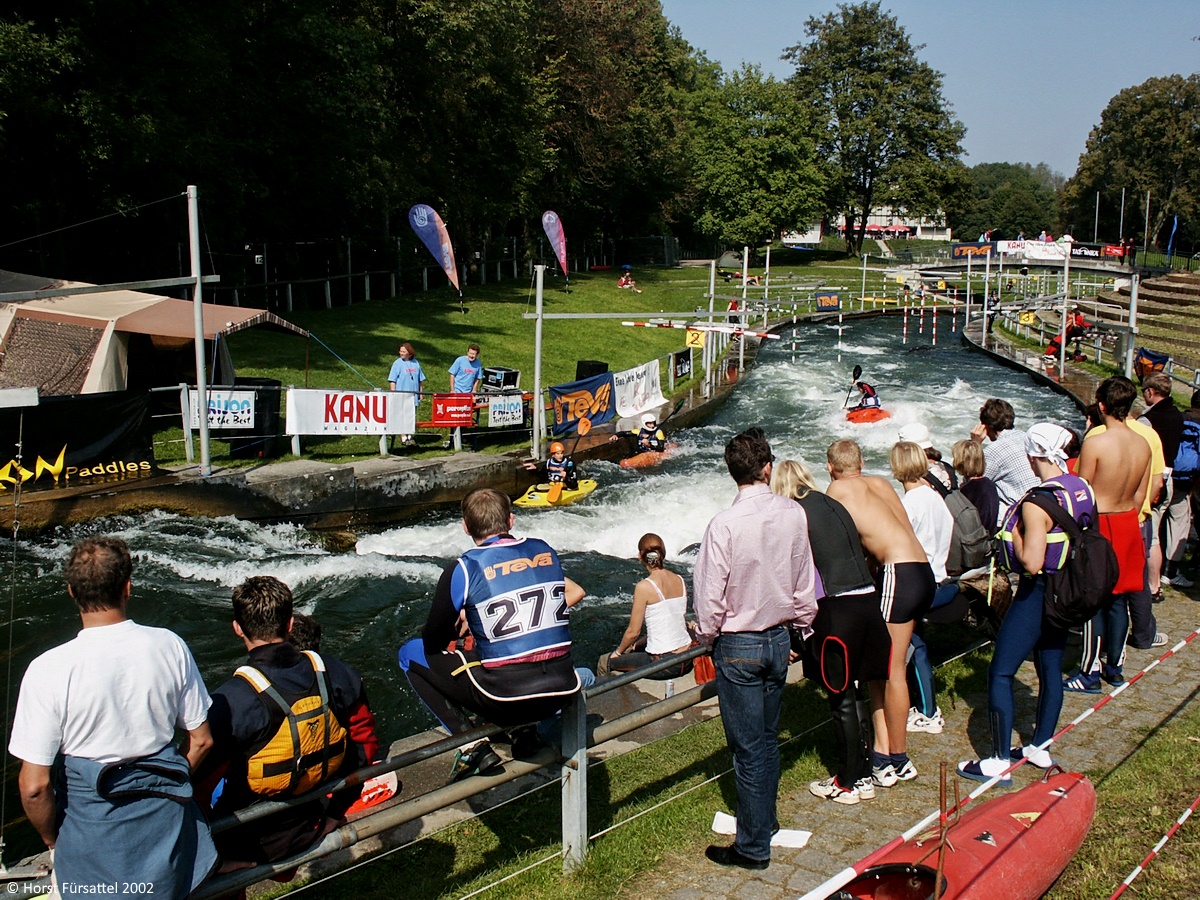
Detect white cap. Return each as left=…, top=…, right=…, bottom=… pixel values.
left=1024, top=422, right=1073, bottom=468
left=897, top=422, right=933, bottom=450
left=642, top=413, right=657, bottom=427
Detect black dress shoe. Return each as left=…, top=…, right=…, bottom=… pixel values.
left=705, top=844, right=769, bottom=870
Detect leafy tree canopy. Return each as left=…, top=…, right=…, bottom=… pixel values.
left=783, top=1, right=966, bottom=255
left=1061, top=74, right=1199, bottom=251
left=946, top=162, right=1062, bottom=242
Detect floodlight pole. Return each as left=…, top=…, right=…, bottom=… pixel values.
left=1060, top=241, right=1072, bottom=375
left=188, top=185, right=212, bottom=477
left=532, top=265, right=545, bottom=459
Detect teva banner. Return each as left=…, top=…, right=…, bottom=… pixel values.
left=189, top=389, right=256, bottom=430
left=408, top=204, right=460, bottom=292
left=549, top=373, right=616, bottom=435
left=613, top=360, right=667, bottom=418
left=430, top=393, right=474, bottom=428
left=285, top=389, right=416, bottom=436
left=541, top=211, right=568, bottom=275
left=0, top=390, right=155, bottom=492
left=487, top=393, right=524, bottom=428
left=815, top=291, right=841, bottom=311
left=951, top=242, right=997, bottom=259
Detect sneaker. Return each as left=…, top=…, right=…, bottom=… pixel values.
left=957, top=758, right=1012, bottom=786
left=1152, top=632, right=1169, bottom=648
left=1165, top=573, right=1194, bottom=588
left=450, top=740, right=503, bottom=781
left=893, top=759, right=919, bottom=781
left=809, top=776, right=860, bottom=805
left=853, top=777, right=876, bottom=800
left=871, top=764, right=899, bottom=788
left=1010, top=745, right=1055, bottom=769
left=509, top=724, right=546, bottom=759
left=1063, top=671, right=1102, bottom=694
left=906, top=707, right=944, bottom=734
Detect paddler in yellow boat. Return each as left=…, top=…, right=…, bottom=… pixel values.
left=523, top=441, right=579, bottom=502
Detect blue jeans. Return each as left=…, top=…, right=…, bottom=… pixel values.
left=988, top=576, right=1067, bottom=755
left=713, top=626, right=790, bottom=861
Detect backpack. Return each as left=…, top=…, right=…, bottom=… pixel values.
left=1173, top=418, right=1200, bottom=480
left=925, top=474, right=991, bottom=576
left=1025, top=490, right=1119, bottom=631
left=235, top=650, right=349, bottom=797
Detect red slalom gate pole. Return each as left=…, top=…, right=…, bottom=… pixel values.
left=798, top=623, right=1200, bottom=900
left=932, top=299, right=938, bottom=346
left=1109, top=791, right=1200, bottom=899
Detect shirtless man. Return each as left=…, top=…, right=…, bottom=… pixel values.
left=826, top=440, right=934, bottom=787
left=1066, top=376, right=1152, bottom=692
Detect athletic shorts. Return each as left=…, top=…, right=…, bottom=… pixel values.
left=802, top=590, right=892, bottom=691
left=876, top=561, right=936, bottom=625
left=1099, top=509, right=1146, bottom=594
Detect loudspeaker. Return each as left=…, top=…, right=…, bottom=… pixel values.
left=575, top=360, right=609, bottom=381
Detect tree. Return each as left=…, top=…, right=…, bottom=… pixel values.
left=783, top=1, right=966, bottom=255
left=686, top=64, right=825, bottom=248
left=946, top=162, right=1061, bottom=241
left=1061, top=75, right=1199, bottom=251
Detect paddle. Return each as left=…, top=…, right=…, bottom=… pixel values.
left=843, top=364, right=863, bottom=408
left=548, top=418, right=592, bottom=503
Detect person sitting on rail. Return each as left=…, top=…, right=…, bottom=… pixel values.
left=598, top=533, right=694, bottom=680
left=398, top=488, right=585, bottom=781
left=199, top=576, right=380, bottom=867
left=523, top=441, right=579, bottom=490
left=848, top=380, right=881, bottom=412
left=958, top=424, right=1095, bottom=784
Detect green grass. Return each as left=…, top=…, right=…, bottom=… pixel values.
left=164, top=250, right=870, bottom=464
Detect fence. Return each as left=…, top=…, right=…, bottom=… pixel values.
left=192, top=647, right=716, bottom=898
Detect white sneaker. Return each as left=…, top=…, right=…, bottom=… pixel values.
left=871, top=764, right=898, bottom=788
left=854, top=777, right=876, bottom=800
left=808, top=776, right=860, bottom=805
left=1012, top=745, right=1055, bottom=769
left=893, top=758, right=919, bottom=781
left=906, top=707, right=945, bottom=734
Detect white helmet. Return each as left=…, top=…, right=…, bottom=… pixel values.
left=642, top=413, right=657, bottom=427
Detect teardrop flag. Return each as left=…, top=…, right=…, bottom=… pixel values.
left=409, top=204, right=461, bottom=295
left=541, top=211, right=568, bottom=280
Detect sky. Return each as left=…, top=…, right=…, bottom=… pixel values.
left=659, top=0, right=1199, bottom=178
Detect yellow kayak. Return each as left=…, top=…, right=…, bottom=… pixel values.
left=514, top=479, right=598, bottom=509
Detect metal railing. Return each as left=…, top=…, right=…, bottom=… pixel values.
left=192, top=647, right=714, bottom=898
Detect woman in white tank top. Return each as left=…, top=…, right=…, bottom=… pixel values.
left=598, top=533, right=694, bottom=679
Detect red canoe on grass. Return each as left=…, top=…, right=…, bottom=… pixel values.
left=620, top=444, right=677, bottom=469
left=846, top=407, right=892, bottom=424
left=837, top=771, right=1095, bottom=900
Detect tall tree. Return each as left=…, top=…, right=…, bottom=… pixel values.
left=783, top=1, right=966, bottom=255
left=686, top=64, right=825, bottom=248
left=946, top=162, right=1061, bottom=242
left=1061, top=74, right=1199, bottom=251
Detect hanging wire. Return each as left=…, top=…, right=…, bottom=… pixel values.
left=307, top=334, right=379, bottom=390
left=0, top=411, right=27, bottom=870
left=0, top=194, right=183, bottom=251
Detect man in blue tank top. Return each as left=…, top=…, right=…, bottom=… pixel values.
left=398, top=489, right=584, bottom=780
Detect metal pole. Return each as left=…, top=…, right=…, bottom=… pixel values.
left=187, top=186, right=212, bottom=476
left=1126, top=274, right=1140, bottom=378
left=741, top=245, right=749, bottom=302
left=1144, top=191, right=1151, bottom=252
left=1060, top=242, right=1071, bottom=374
left=561, top=692, right=588, bottom=871
left=983, top=248, right=991, bottom=346
left=1119, top=187, right=1126, bottom=242
left=1094, top=191, right=1100, bottom=243
left=966, top=253, right=972, bottom=323
left=861, top=252, right=867, bottom=304
left=532, top=265, right=545, bottom=459
left=764, top=244, right=771, bottom=299
left=706, top=261, right=716, bottom=397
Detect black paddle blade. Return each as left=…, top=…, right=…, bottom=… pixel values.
left=851, top=364, right=862, bottom=381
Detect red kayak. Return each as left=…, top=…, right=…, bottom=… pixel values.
left=846, top=407, right=892, bottom=424
left=620, top=444, right=677, bottom=469
left=837, top=771, right=1095, bottom=900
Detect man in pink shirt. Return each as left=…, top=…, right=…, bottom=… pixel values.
left=694, top=427, right=817, bottom=870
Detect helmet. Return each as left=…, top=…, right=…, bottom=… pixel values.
left=549, top=441, right=565, bottom=455
left=642, top=413, right=657, bottom=427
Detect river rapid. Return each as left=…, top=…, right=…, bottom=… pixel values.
left=0, top=315, right=1080, bottom=772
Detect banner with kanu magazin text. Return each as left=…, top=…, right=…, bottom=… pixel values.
left=285, top=388, right=416, bottom=436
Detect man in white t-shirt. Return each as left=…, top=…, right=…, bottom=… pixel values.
left=9, top=537, right=217, bottom=896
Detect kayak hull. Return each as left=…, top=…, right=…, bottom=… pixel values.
left=620, top=445, right=676, bottom=469
left=837, top=771, right=1096, bottom=900
left=846, top=407, right=892, bottom=424
left=514, top=479, right=598, bottom=508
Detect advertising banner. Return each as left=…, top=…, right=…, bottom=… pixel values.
left=429, top=393, right=475, bottom=428
left=815, top=291, right=841, bottom=311
left=541, top=211, right=568, bottom=275
left=285, top=389, right=416, bottom=436
left=613, top=360, right=667, bottom=418
left=951, top=242, right=997, bottom=259
left=672, top=348, right=692, bottom=381
left=188, top=389, right=256, bottom=430
left=549, top=373, right=616, bottom=435
left=487, top=393, right=525, bottom=428
left=0, top=390, right=154, bottom=492
left=997, top=240, right=1068, bottom=261
left=408, top=204, right=461, bottom=292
